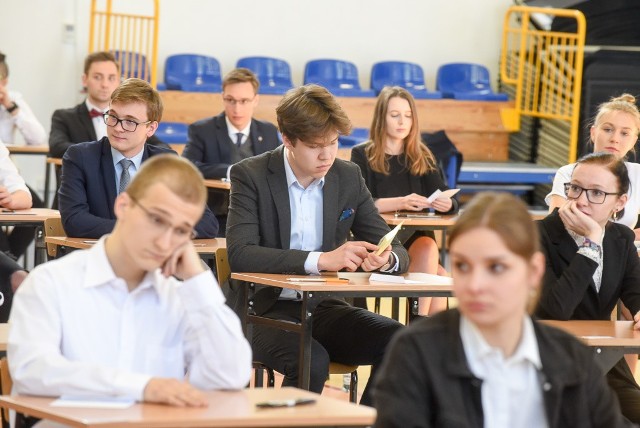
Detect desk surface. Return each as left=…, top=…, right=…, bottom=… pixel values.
left=0, top=209, right=60, bottom=222
left=231, top=272, right=452, bottom=294
left=203, top=179, right=231, bottom=190
left=0, top=387, right=375, bottom=428
left=6, top=145, right=50, bottom=155
left=541, top=320, right=640, bottom=348
left=46, top=157, right=62, bottom=166
left=381, top=213, right=457, bottom=227
left=45, top=236, right=226, bottom=254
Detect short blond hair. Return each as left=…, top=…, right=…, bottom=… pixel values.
left=110, top=78, right=163, bottom=122
left=126, top=155, right=206, bottom=208
left=223, top=68, right=259, bottom=93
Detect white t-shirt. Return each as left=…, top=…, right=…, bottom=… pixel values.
left=545, top=161, right=640, bottom=229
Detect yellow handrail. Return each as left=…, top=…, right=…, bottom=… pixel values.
left=88, top=0, right=159, bottom=87
left=500, top=5, right=586, bottom=162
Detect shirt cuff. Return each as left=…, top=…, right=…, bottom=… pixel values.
left=177, top=270, right=224, bottom=310
left=113, top=371, right=152, bottom=401
left=226, top=166, right=232, bottom=181
left=577, top=246, right=600, bottom=263
left=380, top=252, right=399, bottom=273
left=304, top=252, right=322, bottom=274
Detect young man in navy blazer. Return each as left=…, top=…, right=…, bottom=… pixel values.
left=226, top=84, right=408, bottom=406
left=182, top=68, right=280, bottom=236
left=58, top=78, right=218, bottom=238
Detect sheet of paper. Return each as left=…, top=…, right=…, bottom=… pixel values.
left=427, top=188, right=460, bottom=203
left=375, top=221, right=404, bottom=256
left=405, top=272, right=454, bottom=285
left=51, top=396, right=135, bottom=409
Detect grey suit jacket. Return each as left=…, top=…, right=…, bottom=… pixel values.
left=226, top=146, right=409, bottom=315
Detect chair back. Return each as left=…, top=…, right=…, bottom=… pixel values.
left=164, top=54, right=222, bottom=92
left=236, top=56, right=293, bottom=95
left=44, top=217, right=65, bottom=259
left=0, top=357, right=12, bottom=422
left=303, top=59, right=375, bottom=97
left=371, top=61, right=427, bottom=92
left=338, top=128, right=370, bottom=148
left=155, top=122, right=188, bottom=144
left=112, top=50, right=151, bottom=82
left=215, top=247, right=230, bottom=284
left=436, top=63, right=508, bottom=100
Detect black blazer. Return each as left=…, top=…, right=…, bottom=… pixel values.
left=59, top=137, right=219, bottom=238
left=49, top=101, right=167, bottom=158
left=226, top=146, right=409, bottom=315
left=536, top=210, right=640, bottom=320
left=373, top=309, right=632, bottom=428
left=182, top=112, right=280, bottom=179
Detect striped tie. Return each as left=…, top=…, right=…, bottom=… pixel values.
left=119, top=159, right=133, bottom=194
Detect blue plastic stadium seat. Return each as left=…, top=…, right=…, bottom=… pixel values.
left=112, top=50, right=151, bottom=81
left=338, top=128, right=370, bottom=148
left=236, top=56, right=294, bottom=95
left=155, top=122, right=188, bottom=144
left=436, top=63, right=508, bottom=101
left=162, top=54, right=222, bottom=93
left=304, top=59, right=375, bottom=97
left=371, top=61, right=442, bottom=99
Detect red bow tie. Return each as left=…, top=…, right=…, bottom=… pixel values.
left=89, top=109, right=104, bottom=119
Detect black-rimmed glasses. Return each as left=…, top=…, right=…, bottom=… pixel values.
left=563, top=183, right=622, bottom=204
left=129, top=195, right=197, bottom=240
left=104, top=113, right=151, bottom=132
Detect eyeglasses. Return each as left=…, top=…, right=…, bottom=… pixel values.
left=563, top=183, right=622, bottom=204
left=104, top=113, right=151, bottom=132
left=222, top=96, right=255, bottom=106
left=129, top=195, right=197, bottom=240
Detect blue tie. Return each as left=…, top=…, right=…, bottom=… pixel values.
left=235, top=132, right=243, bottom=147
left=119, top=159, right=133, bottom=194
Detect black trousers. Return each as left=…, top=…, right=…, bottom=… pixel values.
left=251, top=298, right=403, bottom=406
left=607, top=357, right=640, bottom=423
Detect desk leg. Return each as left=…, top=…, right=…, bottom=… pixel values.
left=594, top=347, right=624, bottom=373
left=298, top=292, right=312, bottom=390
left=34, top=226, right=46, bottom=266
left=44, top=160, right=51, bottom=208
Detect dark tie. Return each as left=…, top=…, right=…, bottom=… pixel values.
left=89, top=108, right=103, bottom=119
left=235, top=132, right=243, bottom=147
left=119, top=159, right=133, bottom=194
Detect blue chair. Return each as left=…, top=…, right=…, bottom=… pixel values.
left=112, top=50, right=151, bottom=81
left=236, top=56, right=294, bottom=95
left=436, top=63, right=508, bottom=101
left=161, top=54, right=222, bottom=93
left=155, top=122, right=188, bottom=144
left=371, top=61, right=442, bottom=99
left=303, top=59, right=375, bottom=97
left=338, top=128, right=369, bottom=148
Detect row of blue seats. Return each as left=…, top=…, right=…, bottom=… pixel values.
left=111, top=50, right=508, bottom=101
left=155, top=54, right=507, bottom=101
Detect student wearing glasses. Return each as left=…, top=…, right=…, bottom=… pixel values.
left=183, top=68, right=280, bottom=236
left=58, top=78, right=218, bottom=238
left=8, top=155, right=251, bottom=415
left=537, top=152, right=640, bottom=423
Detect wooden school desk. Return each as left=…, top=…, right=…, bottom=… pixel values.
left=541, top=320, right=640, bottom=372
left=0, top=387, right=375, bottom=428
left=231, top=272, right=453, bottom=390
left=203, top=179, right=231, bottom=191
left=0, top=209, right=60, bottom=266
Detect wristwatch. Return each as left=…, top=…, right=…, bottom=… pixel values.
left=6, top=102, right=18, bottom=113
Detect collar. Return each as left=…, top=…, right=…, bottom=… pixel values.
left=460, top=315, right=542, bottom=370
left=82, top=236, right=158, bottom=294
left=111, top=144, right=145, bottom=171
left=225, top=115, right=251, bottom=137
left=283, top=147, right=325, bottom=190
left=85, top=99, right=107, bottom=115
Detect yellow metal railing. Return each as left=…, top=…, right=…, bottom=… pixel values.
left=500, top=6, right=586, bottom=162
left=88, top=0, right=160, bottom=87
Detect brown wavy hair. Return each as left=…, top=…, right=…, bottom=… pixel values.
left=366, top=86, right=437, bottom=175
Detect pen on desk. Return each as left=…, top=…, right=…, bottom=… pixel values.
left=1, top=209, right=15, bottom=213
left=286, top=277, right=350, bottom=284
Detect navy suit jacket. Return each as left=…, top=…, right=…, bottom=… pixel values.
left=182, top=112, right=280, bottom=179
left=59, top=137, right=219, bottom=238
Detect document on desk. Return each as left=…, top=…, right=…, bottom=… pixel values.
left=51, top=395, right=135, bottom=409
left=370, top=272, right=453, bottom=285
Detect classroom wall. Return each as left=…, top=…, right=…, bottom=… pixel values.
left=0, top=0, right=513, bottom=190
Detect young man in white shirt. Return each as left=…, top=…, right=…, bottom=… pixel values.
left=8, top=154, right=251, bottom=407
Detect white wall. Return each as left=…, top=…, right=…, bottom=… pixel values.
left=0, top=0, right=513, bottom=189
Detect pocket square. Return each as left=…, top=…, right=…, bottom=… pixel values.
left=339, top=208, right=355, bottom=221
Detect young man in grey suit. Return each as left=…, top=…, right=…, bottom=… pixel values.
left=226, top=84, right=408, bottom=407
left=183, top=68, right=280, bottom=236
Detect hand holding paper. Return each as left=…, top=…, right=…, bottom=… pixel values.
left=375, top=221, right=404, bottom=256
left=427, top=188, right=460, bottom=204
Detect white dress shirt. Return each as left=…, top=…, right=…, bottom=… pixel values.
left=86, top=99, right=108, bottom=140
left=460, top=315, right=548, bottom=428
left=0, top=90, right=46, bottom=146
left=0, top=142, right=29, bottom=194
left=8, top=237, right=252, bottom=400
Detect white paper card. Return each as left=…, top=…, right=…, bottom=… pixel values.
left=427, top=188, right=460, bottom=203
